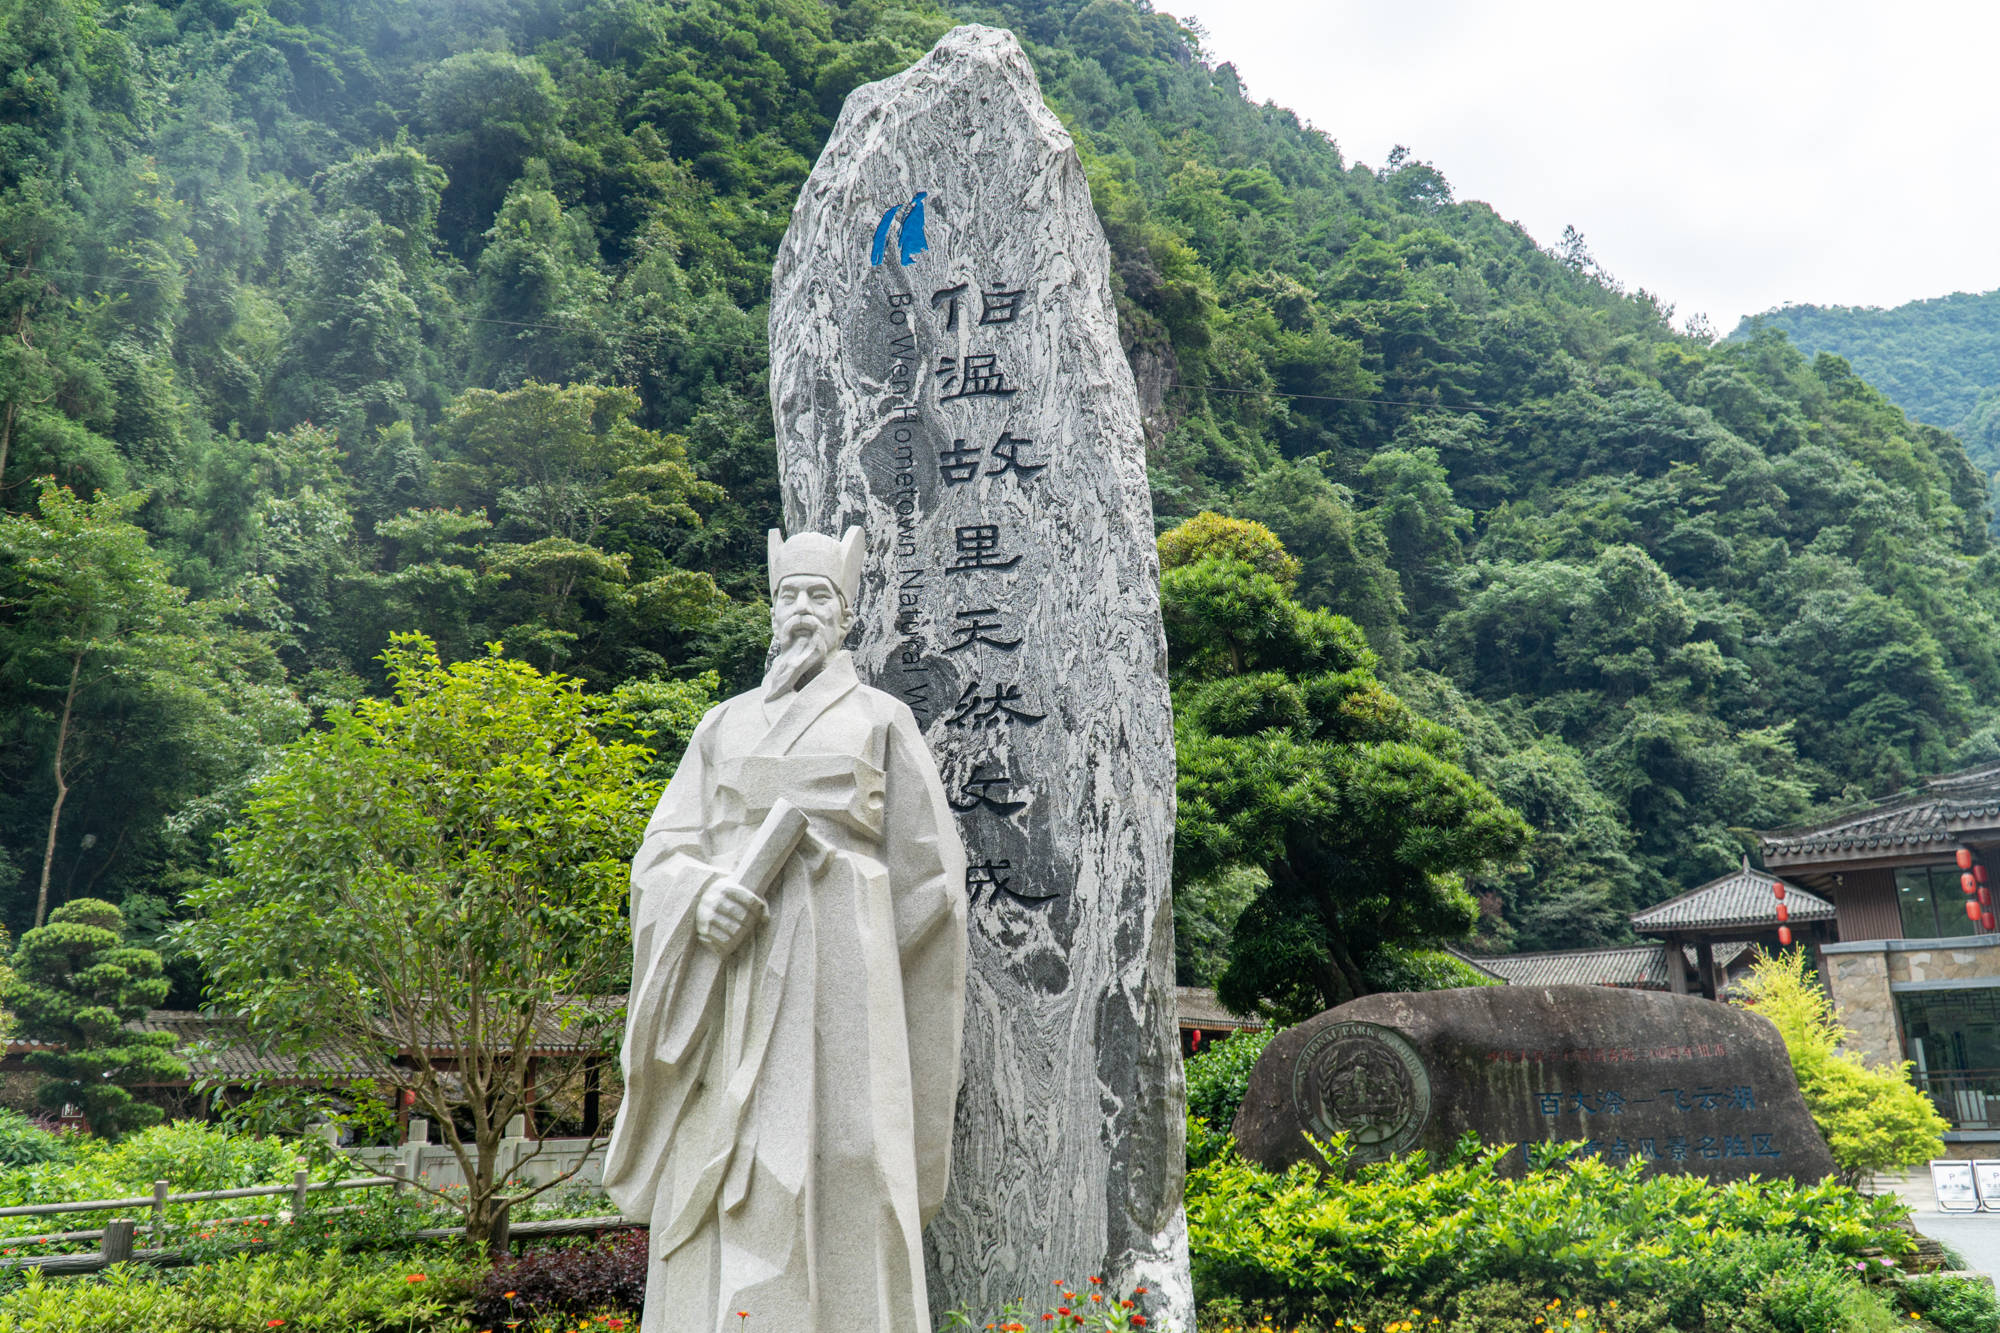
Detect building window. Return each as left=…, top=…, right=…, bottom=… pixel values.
left=1897, top=987, right=2000, bottom=1130
left=1896, top=864, right=1981, bottom=940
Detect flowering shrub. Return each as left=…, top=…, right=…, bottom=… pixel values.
left=1903, top=1273, right=2000, bottom=1333
left=0, top=1247, right=483, bottom=1331
left=1188, top=1129, right=1915, bottom=1332
left=471, top=1229, right=647, bottom=1325
left=940, top=1275, right=1159, bottom=1330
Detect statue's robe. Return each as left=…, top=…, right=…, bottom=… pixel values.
left=603, top=651, right=968, bottom=1332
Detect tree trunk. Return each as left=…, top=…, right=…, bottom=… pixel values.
left=464, top=1129, right=500, bottom=1248
left=35, top=651, right=83, bottom=928
left=0, top=396, right=17, bottom=494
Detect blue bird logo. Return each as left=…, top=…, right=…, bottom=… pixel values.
left=870, top=192, right=930, bottom=267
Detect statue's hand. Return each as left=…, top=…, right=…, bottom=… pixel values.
left=695, top=879, right=765, bottom=955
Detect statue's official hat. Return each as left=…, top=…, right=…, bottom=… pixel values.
left=768, top=526, right=864, bottom=605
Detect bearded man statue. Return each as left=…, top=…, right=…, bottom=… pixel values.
left=603, top=526, right=970, bottom=1333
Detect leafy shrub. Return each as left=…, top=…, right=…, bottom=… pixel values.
left=1185, top=1027, right=1277, bottom=1131
left=1361, top=946, right=1501, bottom=993
left=99, top=1119, right=306, bottom=1193
left=1735, top=947, right=1946, bottom=1183
left=0, top=1247, right=482, bottom=1331
left=1904, top=1273, right=2000, bottom=1333
left=1185, top=1129, right=1913, bottom=1330
left=0, top=1121, right=344, bottom=1247
left=1752, top=1256, right=1902, bottom=1333
left=473, top=1229, right=647, bottom=1324
left=0, top=1110, right=65, bottom=1168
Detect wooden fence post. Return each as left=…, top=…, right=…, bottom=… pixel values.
left=292, top=1168, right=309, bottom=1217
left=151, top=1180, right=167, bottom=1235
left=101, top=1218, right=135, bottom=1266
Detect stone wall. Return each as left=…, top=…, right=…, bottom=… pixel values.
left=1891, top=940, right=2000, bottom=985
left=1821, top=943, right=1901, bottom=1067
left=1821, top=935, right=2000, bottom=1069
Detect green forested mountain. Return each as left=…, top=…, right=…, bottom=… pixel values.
left=4, top=0, right=1998, bottom=982
left=1743, top=291, right=2000, bottom=479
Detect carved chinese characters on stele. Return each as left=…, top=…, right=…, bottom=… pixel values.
left=766, top=23, right=1189, bottom=1328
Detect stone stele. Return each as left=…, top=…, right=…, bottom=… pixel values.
left=1235, top=986, right=1837, bottom=1183
left=767, top=22, right=1190, bottom=1326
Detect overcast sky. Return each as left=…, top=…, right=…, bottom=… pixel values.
left=1164, top=0, right=2000, bottom=334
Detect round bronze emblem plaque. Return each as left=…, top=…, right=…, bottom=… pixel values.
left=1290, top=1020, right=1431, bottom=1162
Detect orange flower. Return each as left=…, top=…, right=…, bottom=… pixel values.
left=406, top=1273, right=428, bottom=1283
left=503, top=1292, right=517, bottom=1300
left=1088, top=1276, right=1104, bottom=1285
left=1133, top=1320, right=1147, bottom=1328
left=1135, top=1287, right=1148, bottom=1295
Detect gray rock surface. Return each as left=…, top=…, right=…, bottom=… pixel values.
left=767, top=23, right=1190, bottom=1327
left=1235, top=986, right=1837, bottom=1184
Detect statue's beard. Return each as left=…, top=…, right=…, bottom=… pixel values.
left=764, top=618, right=839, bottom=699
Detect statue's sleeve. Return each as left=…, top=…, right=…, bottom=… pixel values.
left=883, top=703, right=968, bottom=956
left=883, top=702, right=969, bottom=1223
left=604, top=707, right=728, bottom=1221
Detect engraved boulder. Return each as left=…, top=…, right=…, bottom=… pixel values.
left=1232, top=986, right=1837, bottom=1183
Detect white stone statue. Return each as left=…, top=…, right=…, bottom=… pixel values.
left=604, top=526, right=970, bottom=1333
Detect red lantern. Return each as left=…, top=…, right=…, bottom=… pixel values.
left=1979, top=866, right=1990, bottom=886
left=1969, top=899, right=1983, bottom=922
left=1776, top=902, right=1790, bottom=922
left=1985, top=912, right=1996, bottom=933
left=1965, top=873, right=1979, bottom=895
left=1959, top=848, right=1976, bottom=870
left=1773, top=883, right=1787, bottom=901
left=1982, top=886, right=1993, bottom=908
left=1778, top=925, right=1793, bottom=946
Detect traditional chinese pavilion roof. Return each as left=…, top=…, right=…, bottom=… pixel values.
left=1175, top=987, right=1265, bottom=1032
left=1630, top=859, right=1835, bottom=934
left=1762, top=762, right=2000, bottom=865
left=1473, top=943, right=1753, bottom=991
left=6, top=1008, right=617, bottom=1086
left=1473, top=946, right=1671, bottom=990
left=126, top=1012, right=392, bottom=1082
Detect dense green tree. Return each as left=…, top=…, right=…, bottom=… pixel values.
left=5, top=897, right=184, bottom=1138
left=1162, top=516, right=1528, bottom=1019
left=0, top=483, right=297, bottom=929
left=179, top=637, right=655, bottom=1245
left=432, top=380, right=727, bottom=677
